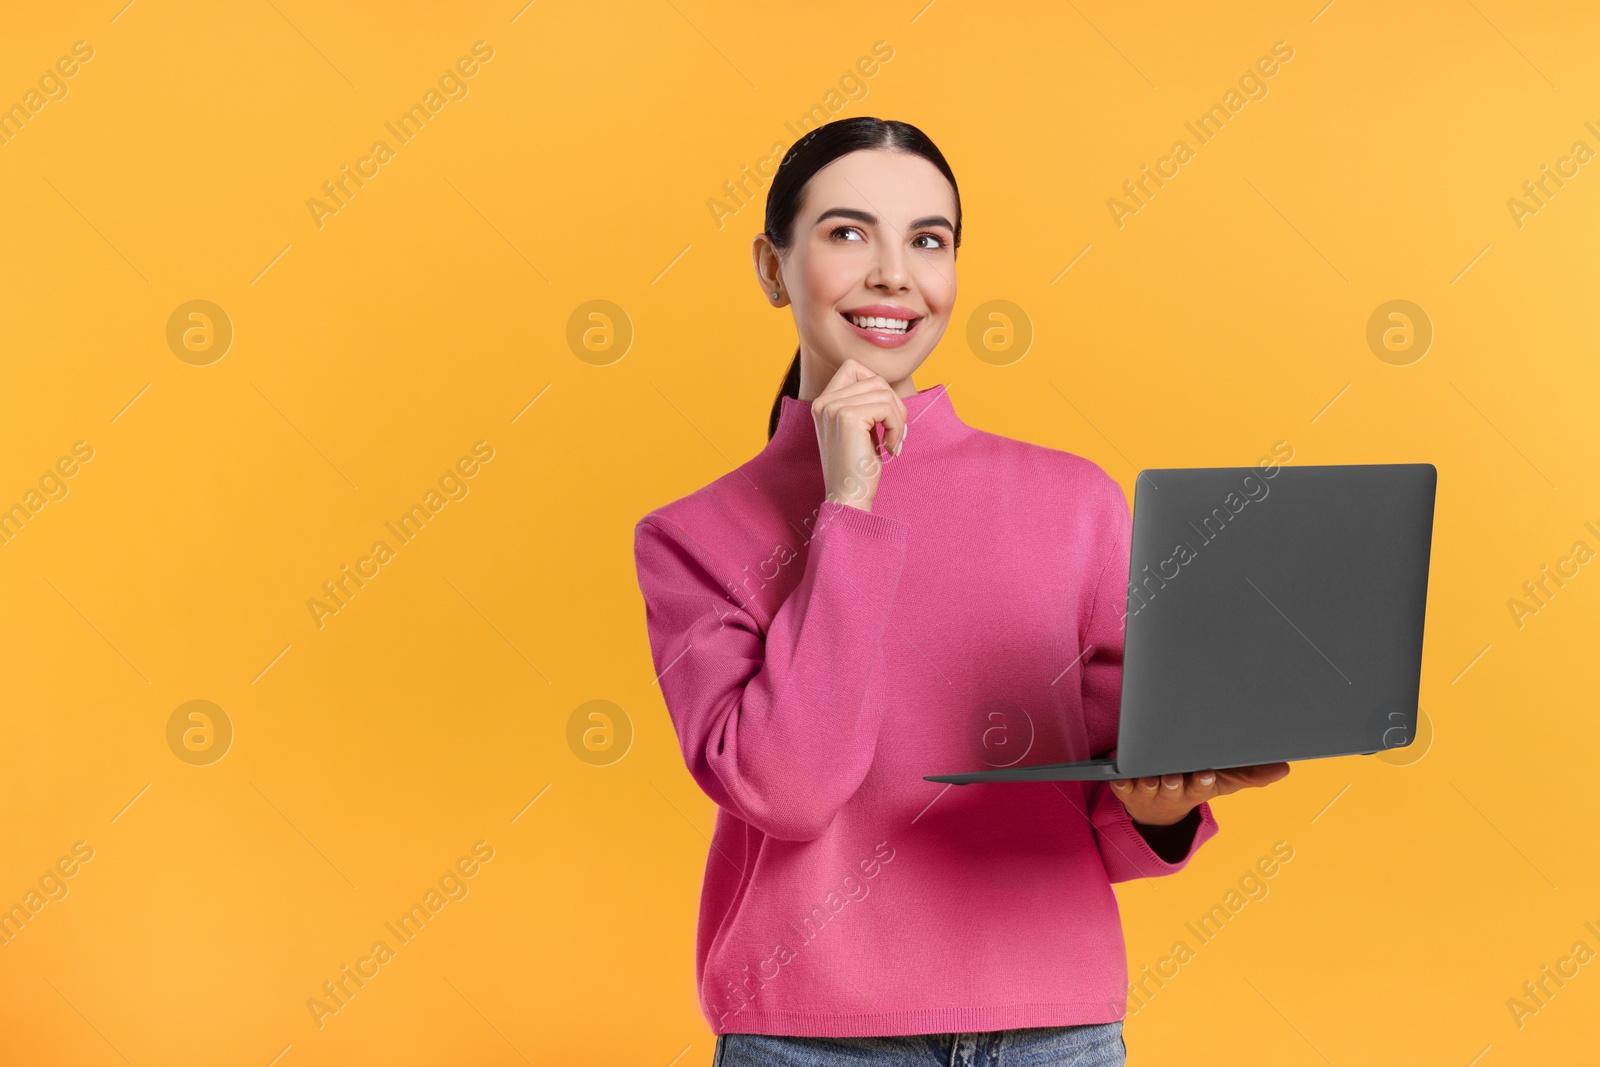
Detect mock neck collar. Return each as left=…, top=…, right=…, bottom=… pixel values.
left=767, top=382, right=967, bottom=457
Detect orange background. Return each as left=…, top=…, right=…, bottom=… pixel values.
left=2, top=1, right=1598, bottom=1063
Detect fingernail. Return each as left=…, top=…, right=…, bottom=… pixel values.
left=1199, top=774, right=1214, bottom=785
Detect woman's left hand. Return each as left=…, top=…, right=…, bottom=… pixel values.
left=1109, top=763, right=1291, bottom=826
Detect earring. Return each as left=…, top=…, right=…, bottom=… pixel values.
left=771, top=291, right=779, bottom=298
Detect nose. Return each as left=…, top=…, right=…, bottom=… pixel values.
left=867, top=237, right=910, bottom=293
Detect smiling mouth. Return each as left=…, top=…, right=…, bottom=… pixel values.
left=841, top=312, right=922, bottom=335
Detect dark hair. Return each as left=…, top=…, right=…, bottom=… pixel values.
left=763, top=117, right=962, bottom=439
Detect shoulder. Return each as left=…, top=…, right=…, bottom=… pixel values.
left=633, top=457, right=786, bottom=580
left=972, top=426, right=1129, bottom=516
left=964, top=428, right=1131, bottom=580
left=634, top=474, right=727, bottom=557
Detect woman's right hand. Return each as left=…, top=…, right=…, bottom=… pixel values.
left=811, top=359, right=909, bottom=514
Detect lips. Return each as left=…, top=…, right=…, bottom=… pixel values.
left=841, top=311, right=922, bottom=348
left=839, top=305, right=925, bottom=350
left=841, top=304, right=923, bottom=325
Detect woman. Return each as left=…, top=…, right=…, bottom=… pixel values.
left=632, top=117, right=1290, bottom=1065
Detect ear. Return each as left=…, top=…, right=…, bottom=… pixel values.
left=751, top=233, right=786, bottom=305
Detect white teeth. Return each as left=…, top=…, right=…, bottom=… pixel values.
left=848, top=314, right=912, bottom=333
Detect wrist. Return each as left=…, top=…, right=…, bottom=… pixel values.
left=1131, top=804, right=1202, bottom=834
left=1132, top=811, right=1188, bottom=829
left=825, top=491, right=874, bottom=513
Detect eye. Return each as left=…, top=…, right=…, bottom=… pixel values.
left=830, top=225, right=865, bottom=242
left=912, top=232, right=947, bottom=250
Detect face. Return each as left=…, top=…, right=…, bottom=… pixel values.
left=755, top=148, right=958, bottom=395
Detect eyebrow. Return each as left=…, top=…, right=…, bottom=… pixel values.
left=814, top=207, right=954, bottom=232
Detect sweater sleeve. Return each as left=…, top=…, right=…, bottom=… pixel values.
left=1080, top=477, right=1219, bottom=882
left=633, top=499, right=910, bottom=842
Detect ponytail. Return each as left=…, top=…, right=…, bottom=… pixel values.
left=766, top=347, right=802, bottom=440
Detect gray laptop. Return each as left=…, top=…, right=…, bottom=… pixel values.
left=925, top=462, right=1437, bottom=784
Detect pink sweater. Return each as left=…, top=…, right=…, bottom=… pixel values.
left=632, top=383, right=1218, bottom=1037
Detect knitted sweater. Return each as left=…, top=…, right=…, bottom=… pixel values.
left=631, top=382, right=1218, bottom=1037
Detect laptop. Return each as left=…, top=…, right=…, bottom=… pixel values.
left=925, top=462, right=1437, bottom=784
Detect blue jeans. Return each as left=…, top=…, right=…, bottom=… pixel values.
left=712, top=1022, right=1126, bottom=1066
